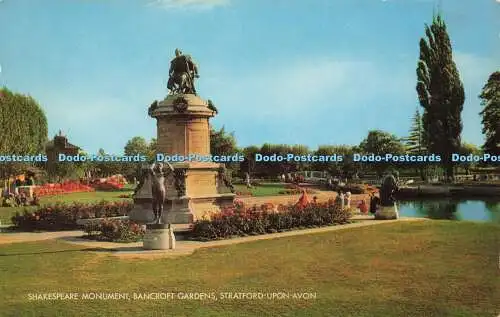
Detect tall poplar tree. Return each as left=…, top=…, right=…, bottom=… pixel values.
left=416, top=14, right=465, bottom=181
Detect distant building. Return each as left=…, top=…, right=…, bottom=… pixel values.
left=45, top=130, right=80, bottom=178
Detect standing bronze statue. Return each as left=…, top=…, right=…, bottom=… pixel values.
left=167, top=48, right=199, bottom=95
left=379, top=172, right=399, bottom=206
left=150, top=162, right=174, bottom=224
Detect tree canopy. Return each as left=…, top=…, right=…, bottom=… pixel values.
left=0, top=88, right=48, bottom=155
left=0, top=88, right=48, bottom=178
left=210, top=126, right=238, bottom=157
left=479, top=71, right=500, bottom=155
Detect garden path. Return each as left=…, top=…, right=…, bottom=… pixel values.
left=0, top=216, right=427, bottom=259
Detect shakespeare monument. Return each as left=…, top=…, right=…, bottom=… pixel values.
left=129, top=49, right=236, bottom=245
left=375, top=171, right=399, bottom=220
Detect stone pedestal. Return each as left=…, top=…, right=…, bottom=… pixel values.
left=129, top=93, right=235, bottom=225
left=375, top=204, right=399, bottom=220
left=143, top=224, right=175, bottom=250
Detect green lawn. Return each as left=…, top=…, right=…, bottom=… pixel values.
left=0, top=184, right=290, bottom=225
left=233, top=184, right=289, bottom=197
left=0, top=221, right=498, bottom=316
left=0, top=191, right=133, bottom=225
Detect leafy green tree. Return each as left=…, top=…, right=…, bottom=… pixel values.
left=249, top=144, right=310, bottom=178
left=312, top=145, right=359, bottom=178
left=289, top=144, right=310, bottom=172
left=123, top=136, right=155, bottom=179
left=0, top=88, right=48, bottom=179
left=416, top=14, right=465, bottom=181
left=210, top=126, right=239, bottom=169
left=360, top=130, right=406, bottom=156
left=149, top=138, right=157, bottom=156
left=94, top=148, right=121, bottom=177
left=458, top=142, right=482, bottom=175
left=124, top=137, right=150, bottom=157
left=479, top=71, right=500, bottom=155
left=360, top=130, right=406, bottom=176
left=210, top=126, right=237, bottom=156
left=240, top=145, right=259, bottom=176
left=51, top=148, right=88, bottom=182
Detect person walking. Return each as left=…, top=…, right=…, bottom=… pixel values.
left=245, top=172, right=252, bottom=189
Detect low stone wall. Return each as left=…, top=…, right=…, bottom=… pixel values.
left=76, top=216, right=129, bottom=226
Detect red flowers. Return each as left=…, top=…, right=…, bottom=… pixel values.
left=34, top=181, right=94, bottom=197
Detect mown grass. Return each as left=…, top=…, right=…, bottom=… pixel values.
left=233, top=184, right=290, bottom=197
left=0, top=221, right=498, bottom=316
left=0, top=191, right=133, bottom=225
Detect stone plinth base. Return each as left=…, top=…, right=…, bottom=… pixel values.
left=129, top=198, right=194, bottom=224
left=375, top=204, right=399, bottom=220
left=143, top=224, right=176, bottom=250
left=129, top=193, right=235, bottom=224
left=130, top=93, right=235, bottom=225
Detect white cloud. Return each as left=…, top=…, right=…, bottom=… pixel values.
left=147, top=0, right=229, bottom=9
left=454, top=51, right=498, bottom=85
left=201, top=56, right=414, bottom=120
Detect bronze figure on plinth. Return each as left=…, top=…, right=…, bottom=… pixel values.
left=150, top=162, right=174, bottom=224
left=167, top=48, right=199, bottom=95
left=379, top=172, right=399, bottom=207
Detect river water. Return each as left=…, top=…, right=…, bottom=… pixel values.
left=398, top=199, right=500, bottom=223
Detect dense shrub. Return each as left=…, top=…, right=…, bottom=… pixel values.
left=190, top=199, right=352, bottom=241
left=11, top=200, right=133, bottom=231
left=83, top=219, right=145, bottom=243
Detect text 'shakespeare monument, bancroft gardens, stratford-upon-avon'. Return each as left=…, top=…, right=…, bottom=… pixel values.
left=129, top=49, right=235, bottom=249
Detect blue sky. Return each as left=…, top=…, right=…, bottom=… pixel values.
left=1, top=0, right=499, bottom=154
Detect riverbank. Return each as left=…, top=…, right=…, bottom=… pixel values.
left=397, top=184, right=500, bottom=198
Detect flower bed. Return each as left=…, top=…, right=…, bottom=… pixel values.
left=278, top=184, right=317, bottom=195
left=83, top=219, right=145, bottom=243
left=34, top=181, right=95, bottom=197
left=189, top=199, right=352, bottom=241
left=338, top=183, right=378, bottom=194
left=278, top=188, right=317, bottom=195
left=11, top=201, right=133, bottom=231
